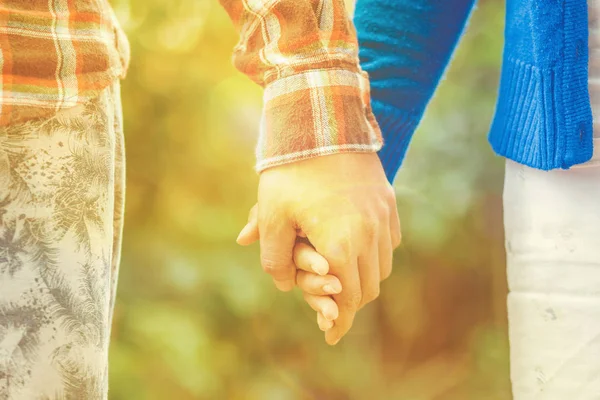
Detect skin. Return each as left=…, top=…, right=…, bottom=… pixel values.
left=239, top=217, right=341, bottom=333
left=237, top=152, right=401, bottom=345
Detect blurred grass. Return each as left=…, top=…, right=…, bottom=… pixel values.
left=108, top=0, right=511, bottom=399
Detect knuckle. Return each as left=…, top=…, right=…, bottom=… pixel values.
left=328, top=255, right=352, bottom=272
left=261, top=256, right=290, bottom=278
left=325, top=240, right=353, bottom=264
left=384, top=184, right=397, bottom=203
left=378, top=202, right=391, bottom=221
left=361, top=218, right=379, bottom=238
left=344, top=292, right=362, bottom=310
left=335, top=237, right=353, bottom=253
left=363, top=286, right=380, bottom=303
left=260, top=257, right=278, bottom=273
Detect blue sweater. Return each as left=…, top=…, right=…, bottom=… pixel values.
left=354, top=0, right=593, bottom=183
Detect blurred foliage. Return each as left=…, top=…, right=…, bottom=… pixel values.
left=108, top=0, right=510, bottom=399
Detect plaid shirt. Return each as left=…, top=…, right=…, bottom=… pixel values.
left=0, top=0, right=129, bottom=126
left=219, top=0, right=383, bottom=171
left=1, top=0, right=381, bottom=172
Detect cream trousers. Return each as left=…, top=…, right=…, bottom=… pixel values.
left=0, top=83, right=124, bottom=400
left=504, top=157, right=600, bottom=399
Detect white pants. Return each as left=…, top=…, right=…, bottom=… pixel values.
left=504, top=159, right=600, bottom=399
left=0, top=83, right=124, bottom=400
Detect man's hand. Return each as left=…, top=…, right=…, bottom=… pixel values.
left=237, top=152, right=401, bottom=345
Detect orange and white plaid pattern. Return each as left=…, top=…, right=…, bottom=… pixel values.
left=2, top=0, right=380, bottom=172
left=219, top=0, right=383, bottom=171
left=0, top=0, right=129, bottom=126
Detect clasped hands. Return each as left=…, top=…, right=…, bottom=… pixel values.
left=237, top=153, right=401, bottom=345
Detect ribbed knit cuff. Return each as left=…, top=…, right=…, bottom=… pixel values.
left=488, top=57, right=593, bottom=170
left=372, top=100, right=420, bottom=183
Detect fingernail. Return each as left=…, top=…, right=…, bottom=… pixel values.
left=323, top=282, right=341, bottom=294
left=323, top=308, right=337, bottom=321
left=319, top=320, right=332, bottom=332
left=312, top=262, right=328, bottom=276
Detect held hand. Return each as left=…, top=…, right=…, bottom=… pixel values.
left=293, top=239, right=342, bottom=332
left=238, top=153, right=401, bottom=345
left=238, top=205, right=341, bottom=332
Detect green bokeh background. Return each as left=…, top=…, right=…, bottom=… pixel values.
left=108, top=0, right=510, bottom=398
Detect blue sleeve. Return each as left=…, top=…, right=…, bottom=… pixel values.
left=354, top=0, right=477, bottom=182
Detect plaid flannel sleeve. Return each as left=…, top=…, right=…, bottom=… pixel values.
left=219, top=0, right=383, bottom=172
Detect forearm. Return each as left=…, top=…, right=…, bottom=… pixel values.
left=354, top=0, right=476, bottom=181
left=219, top=0, right=383, bottom=172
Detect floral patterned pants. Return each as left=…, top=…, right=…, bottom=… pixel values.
left=0, top=83, right=124, bottom=400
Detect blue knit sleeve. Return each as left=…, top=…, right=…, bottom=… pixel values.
left=354, top=0, right=477, bottom=182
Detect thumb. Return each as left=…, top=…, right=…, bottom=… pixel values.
left=236, top=204, right=259, bottom=246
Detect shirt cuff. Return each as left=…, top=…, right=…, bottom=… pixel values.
left=255, top=68, right=383, bottom=172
